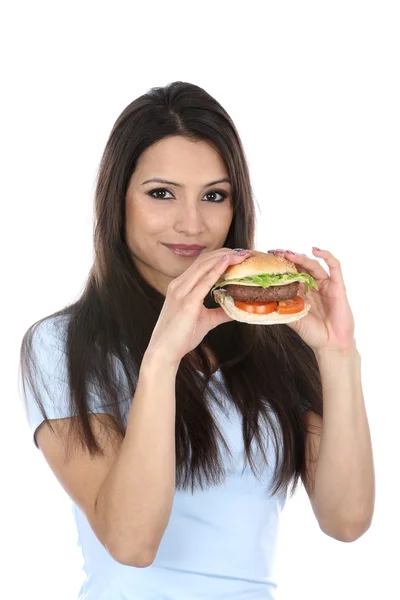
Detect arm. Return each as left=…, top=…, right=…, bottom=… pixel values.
left=302, top=347, right=375, bottom=542
left=36, top=354, right=178, bottom=567
left=270, top=247, right=375, bottom=542
left=94, top=354, right=178, bottom=564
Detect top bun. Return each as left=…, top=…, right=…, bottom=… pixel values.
left=222, top=250, right=298, bottom=281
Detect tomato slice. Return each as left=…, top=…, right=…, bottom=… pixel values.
left=234, top=296, right=305, bottom=316
left=234, top=300, right=278, bottom=314
left=277, top=296, right=305, bottom=314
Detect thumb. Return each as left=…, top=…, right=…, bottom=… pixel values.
left=208, top=306, right=233, bottom=329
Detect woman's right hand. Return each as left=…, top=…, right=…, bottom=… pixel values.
left=144, top=248, right=252, bottom=367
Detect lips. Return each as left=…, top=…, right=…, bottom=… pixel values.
left=164, top=244, right=206, bottom=251
left=164, top=243, right=206, bottom=257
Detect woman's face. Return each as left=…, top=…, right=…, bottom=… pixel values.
left=125, top=135, right=234, bottom=295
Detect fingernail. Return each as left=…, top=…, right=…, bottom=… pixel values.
left=274, top=249, right=285, bottom=254
left=233, top=248, right=251, bottom=255
left=313, top=247, right=321, bottom=251
left=286, top=250, right=296, bottom=255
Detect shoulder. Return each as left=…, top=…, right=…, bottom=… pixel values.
left=19, top=314, right=72, bottom=384
left=20, top=314, right=78, bottom=398
left=21, top=314, right=71, bottom=366
left=30, top=314, right=70, bottom=347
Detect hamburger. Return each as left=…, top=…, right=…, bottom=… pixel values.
left=211, top=250, right=318, bottom=325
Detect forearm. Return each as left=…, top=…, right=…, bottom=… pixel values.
left=313, top=347, right=375, bottom=538
left=95, top=355, right=178, bottom=565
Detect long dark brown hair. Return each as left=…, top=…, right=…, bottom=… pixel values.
left=19, top=81, right=322, bottom=498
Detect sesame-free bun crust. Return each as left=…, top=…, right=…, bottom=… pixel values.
left=222, top=251, right=298, bottom=281
left=213, top=289, right=311, bottom=325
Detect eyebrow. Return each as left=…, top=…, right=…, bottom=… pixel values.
left=141, top=177, right=232, bottom=188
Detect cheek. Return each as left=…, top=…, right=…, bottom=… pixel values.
left=127, top=200, right=172, bottom=234
left=211, top=204, right=233, bottom=230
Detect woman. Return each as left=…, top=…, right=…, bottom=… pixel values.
left=19, top=81, right=375, bottom=600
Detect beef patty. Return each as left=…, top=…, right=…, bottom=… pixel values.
left=223, top=281, right=300, bottom=302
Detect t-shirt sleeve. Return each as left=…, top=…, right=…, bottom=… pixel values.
left=19, top=317, right=121, bottom=448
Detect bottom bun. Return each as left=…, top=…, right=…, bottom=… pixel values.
left=213, top=289, right=311, bottom=325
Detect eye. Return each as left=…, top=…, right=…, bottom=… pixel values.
left=203, top=190, right=228, bottom=203
left=147, top=188, right=174, bottom=200
left=146, top=187, right=228, bottom=203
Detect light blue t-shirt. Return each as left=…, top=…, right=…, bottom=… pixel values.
left=21, top=316, right=309, bottom=600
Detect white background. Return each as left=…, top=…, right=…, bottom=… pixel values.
left=2, top=1, right=399, bottom=598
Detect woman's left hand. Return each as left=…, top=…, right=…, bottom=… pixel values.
left=272, top=247, right=356, bottom=353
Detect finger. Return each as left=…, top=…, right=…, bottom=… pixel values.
left=310, top=247, right=345, bottom=286
left=188, top=251, right=252, bottom=300
left=170, top=250, right=252, bottom=298
left=273, top=249, right=329, bottom=282
left=208, top=306, right=233, bottom=328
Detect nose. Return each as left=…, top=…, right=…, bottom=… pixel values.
left=174, top=202, right=206, bottom=236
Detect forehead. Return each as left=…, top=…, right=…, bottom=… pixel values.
left=134, top=136, right=228, bottom=180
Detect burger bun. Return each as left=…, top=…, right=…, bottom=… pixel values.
left=213, top=250, right=311, bottom=325
left=221, top=251, right=299, bottom=281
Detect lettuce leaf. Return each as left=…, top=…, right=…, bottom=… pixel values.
left=211, top=272, right=318, bottom=294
